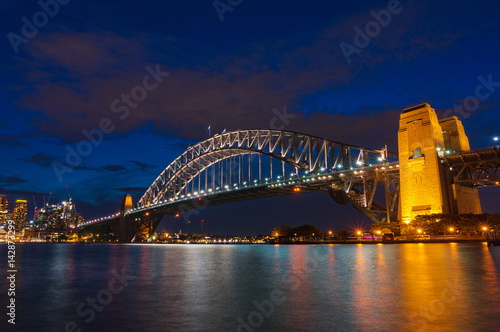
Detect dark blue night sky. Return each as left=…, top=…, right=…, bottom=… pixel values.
left=1, top=0, right=499, bottom=235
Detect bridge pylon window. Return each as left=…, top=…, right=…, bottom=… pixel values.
left=411, top=146, right=422, bottom=159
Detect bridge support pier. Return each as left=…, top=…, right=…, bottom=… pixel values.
left=328, top=169, right=400, bottom=224
left=398, top=103, right=481, bottom=223
left=132, top=214, right=162, bottom=242
left=117, top=194, right=164, bottom=242
left=118, top=195, right=135, bottom=242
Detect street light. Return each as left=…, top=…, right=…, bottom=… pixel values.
left=417, top=229, right=422, bottom=234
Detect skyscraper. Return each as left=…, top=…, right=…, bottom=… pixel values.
left=0, top=195, right=8, bottom=226
left=14, top=199, right=28, bottom=231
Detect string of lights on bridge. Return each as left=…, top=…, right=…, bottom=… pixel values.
left=130, top=163, right=400, bottom=210
left=79, top=212, right=121, bottom=227
left=78, top=160, right=401, bottom=228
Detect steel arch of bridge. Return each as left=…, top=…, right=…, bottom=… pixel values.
left=136, top=129, right=397, bottom=213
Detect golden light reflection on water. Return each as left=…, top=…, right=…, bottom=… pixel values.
left=350, top=244, right=394, bottom=327
left=398, top=244, right=500, bottom=331
left=278, top=245, right=322, bottom=327
left=479, top=244, right=500, bottom=306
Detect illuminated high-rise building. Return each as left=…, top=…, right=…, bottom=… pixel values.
left=0, top=195, right=8, bottom=226
left=35, top=198, right=79, bottom=230
left=13, top=199, right=28, bottom=231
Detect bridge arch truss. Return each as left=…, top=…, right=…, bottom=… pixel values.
left=136, top=130, right=397, bottom=216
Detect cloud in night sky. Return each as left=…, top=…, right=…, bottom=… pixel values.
left=14, top=1, right=472, bottom=146
left=0, top=175, right=27, bottom=185
left=22, top=152, right=57, bottom=168
left=101, top=165, right=127, bottom=172
left=129, top=160, right=155, bottom=171
left=114, top=187, right=148, bottom=193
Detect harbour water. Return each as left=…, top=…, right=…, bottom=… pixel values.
left=1, top=243, right=500, bottom=331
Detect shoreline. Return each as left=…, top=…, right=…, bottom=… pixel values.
left=271, top=239, right=487, bottom=245
left=2, top=239, right=489, bottom=245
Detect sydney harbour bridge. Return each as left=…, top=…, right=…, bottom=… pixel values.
left=79, top=104, right=500, bottom=242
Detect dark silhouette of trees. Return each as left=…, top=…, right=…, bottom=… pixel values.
left=337, top=230, right=350, bottom=241
left=402, top=213, right=500, bottom=237
left=271, top=225, right=293, bottom=237
left=270, top=224, right=324, bottom=240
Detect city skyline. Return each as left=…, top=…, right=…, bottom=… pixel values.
left=1, top=0, right=500, bottom=235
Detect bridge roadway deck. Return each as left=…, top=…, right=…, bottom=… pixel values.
left=77, top=162, right=400, bottom=229
left=126, top=163, right=400, bottom=218
left=444, top=146, right=499, bottom=164
left=444, top=147, right=500, bottom=187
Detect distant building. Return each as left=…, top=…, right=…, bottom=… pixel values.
left=0, top=194, right=8, bottom=226
left=0, top=227, right=7, bottom=242
left=35, top=199, right=83, bottom=230
left=14, top=199, right=28, bottom=231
